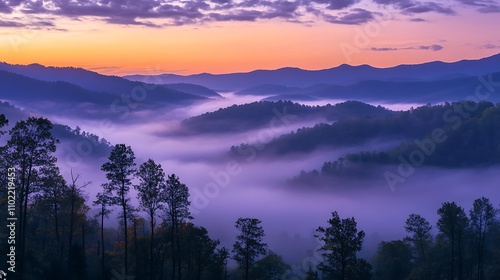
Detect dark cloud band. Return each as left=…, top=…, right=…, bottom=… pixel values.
left=0, top=0, right=497, bottom=28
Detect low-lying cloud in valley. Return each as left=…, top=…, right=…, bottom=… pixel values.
left=28, top=95, right=498, bottom=267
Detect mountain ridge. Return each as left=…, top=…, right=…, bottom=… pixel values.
left=124, top=53, right=500, bottom=90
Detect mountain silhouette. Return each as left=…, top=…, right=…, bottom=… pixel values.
left=0, top=62, right=204, bottom=101
left=125, top=53, right=500, bottom=91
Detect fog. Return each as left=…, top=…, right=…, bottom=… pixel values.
left=31, top=95, right=500, bottom=267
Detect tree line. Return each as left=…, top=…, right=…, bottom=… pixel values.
left=1, top=115, right=499, bottom=280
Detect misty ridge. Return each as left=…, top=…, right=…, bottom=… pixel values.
left=225, top=101, right=500, bottom=188
left=176, top=100, right=393, bottom=135
left=1, top=54, right=500, bottom=280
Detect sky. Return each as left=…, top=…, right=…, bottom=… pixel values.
left=0, top=0, right=500, bottom=75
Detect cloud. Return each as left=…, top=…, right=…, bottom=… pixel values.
left=402, top=2, right=455, bottom=14
left=479, top=43, right=500, bottom=49
left=477, top=4, right=500, bottom=12
left=0, top=20, right=24, bottom=27
left=454, top=0, right=500, bottom=13
left=105, top=16, right=162, bottom=27
left=33, top=20, right=55, bottom=27
left=209, top=10, right=263, bottom=21
left=419, top=44, right=443, bottom=50
left=309, top=0, right=361, bottom=10
left=410, top=17, right=426, bottom=21
left=373, top=0, right=456, bottom=15
left=371, top=47, right=398, bottom=51
left=0, top=1, right=13, bottom=13
left=0, top=0, right=385, bottom=27
left=371, top=44, right=444, bottom=51
left=323, top=8, right=376, bottom=24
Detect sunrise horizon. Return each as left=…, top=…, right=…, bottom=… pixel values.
left=1, top=0, right=499, bottom=76
left=2, top=50, right=500, bottom=77
left=2, top=1, right=500, bottom=279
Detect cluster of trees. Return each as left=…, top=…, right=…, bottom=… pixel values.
left=185, top=100, right=391, bottom=135
left=233, top=101, right=496, bottom=158
left=374, top=198, right=500, bottom=280
left=1, top=115, right=499, bottom=280
left=345, top=101, right=500, bottom=167
left=0, top=115, right=305, bottom=280
left=292, top=101, right=500, bottom=184
left=0, top=116, right=259, bottom=280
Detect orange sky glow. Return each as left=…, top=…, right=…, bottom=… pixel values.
left=0, top=2, right=499, bottom=76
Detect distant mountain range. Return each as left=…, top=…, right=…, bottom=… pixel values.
left=1, top=53, right=499, bottom=117
left=0, top=62, right=218, bottom=100
left=125, top=53, right=500, bottom=91
left=161, top=83, right=222, bottom=98
left=0, top=70, right=204, bottom=119
left=0, top=62, right=228, bottom=119
left=254, top=72, right=500, bottom=103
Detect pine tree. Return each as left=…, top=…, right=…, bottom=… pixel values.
left=232, top=218, right=268, bottom=280
left=101, top=144, right=136, bottom=274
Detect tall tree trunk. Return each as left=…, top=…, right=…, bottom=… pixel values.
left=160, top=248, right=165, bottom=280
left=122, top=189, right=128, bottom=274
left=69, top=183, right=76, bottom=249
left=19, top=167, right=32, bottom=279
left=101, top=210, right=105, bottom=280
left=419, top=238, right=426, bottom=262
left=171, top=222, right=176, bottom=280
left=150, top=213, right=155, bottom=280
left=458, top=230, right=463, bottom=280
left=187, top=239, right=191, bottom=280
left=451, top=231, right=455, bottom=280
left=176, top=222, right=182, bottom=280
left=341, top=258, right=346, bottom=280
left=245, top=256, right=249, bottom=280
left=82, top=222, right=86, bottom=258
left=54, top=203, right=60, bottom=242
left=134, top=219, right=139, bottom=275
left=21, top=182, right=30, bottom=276
left=54, top=202, right=63, bottom=264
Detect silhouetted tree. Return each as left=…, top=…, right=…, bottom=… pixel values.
left=134, top=159, right=166, bottom=280
left=0, top=113, right=7, bottom=130
left=469, top=197, right=496, bottom=280
left=101, top=144, right=136, bottom=274
left=405, top=214, right=433, bottom=263
left=252, top=251, right=290, bottom=280
left=232, top=218, right=268, bottom=280
left=164, top=174, right=191, bottom=280
left=211, top=247, right=229, bottom=280
left=68, top=171, right=90, bottom=270
left=182, top=223, right=220, bottom=280
left=374, top=240, right=413, bottom=280
left=37, top=165, right=68, bottom=262
left=304, top=266, right=319, bottom=280
left=351, top=258, right=372, bottom=280
left=5, top=117, right=58, bottom=278
left=93, top=191, right=112, bottom=280
left=437, top=202, right=469, bottom=280
left=316, top=211, right=366, bottom=280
